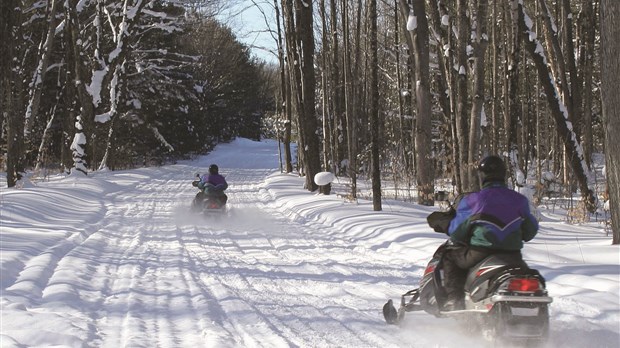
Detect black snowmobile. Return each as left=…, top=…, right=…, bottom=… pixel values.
left=191, top=174, right=228, bottom=215
left=383, top=210, right=552, bottom=344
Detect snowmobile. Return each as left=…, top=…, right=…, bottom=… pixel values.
left=191, top=175, right=228, bottom=216
left=383, top=211, right=552, bottom=344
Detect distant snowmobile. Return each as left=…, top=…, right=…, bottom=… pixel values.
left=191, top=174, right=228, bottom=216
left=383, top=210, right=552, bottom=345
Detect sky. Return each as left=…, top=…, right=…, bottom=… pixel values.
left=218, top=1, right=279, bottom=64
left=1, top=138, right=619, bottom=347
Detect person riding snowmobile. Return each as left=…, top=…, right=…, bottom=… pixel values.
left=441, top=155, right=539, bottom=311
left=196, top=164, right=228, bottom=206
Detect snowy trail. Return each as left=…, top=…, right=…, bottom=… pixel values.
left=2, top=139, right=619, bottom=348
left=1, top=151, right=416, bottom=347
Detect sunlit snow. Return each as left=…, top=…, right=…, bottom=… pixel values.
left=1, top=139, right=618, bottom=348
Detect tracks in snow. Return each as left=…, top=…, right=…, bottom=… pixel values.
left=1, top=165, right=410, bottom=347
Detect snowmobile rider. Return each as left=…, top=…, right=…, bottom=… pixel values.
left=198, top=164, right=228, bottom=205
left=441, top=155, right=538, bottom=311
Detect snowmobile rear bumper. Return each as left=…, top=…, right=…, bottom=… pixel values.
left=490, top=295, right=553, bottom=303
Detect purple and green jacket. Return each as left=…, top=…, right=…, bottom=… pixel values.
left=447, top=181, right=538, bottom=251
left=198, top=174, right=228, bottom=194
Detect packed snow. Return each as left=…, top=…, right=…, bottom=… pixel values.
left=1, top=138, right=618, bottom=347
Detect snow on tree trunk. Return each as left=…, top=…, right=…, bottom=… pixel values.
left=70, top=116, right=88, bottom=175
left=24, top=0, right=60, bottom=138
left=467, top=0, right=488, bottom=192
left=517, top=1, right=596, bottom=212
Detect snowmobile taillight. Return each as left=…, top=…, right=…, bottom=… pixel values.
left=507, top=278, right=540, bottom=292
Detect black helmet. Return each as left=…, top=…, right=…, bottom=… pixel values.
left=208, top=164, right=219, bottom=175
left=478, top=155, right=506, bottom=183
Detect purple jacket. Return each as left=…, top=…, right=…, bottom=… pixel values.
left=199, top=173, right=228, bottom=193
left=447, top=182, right=538, bottom=251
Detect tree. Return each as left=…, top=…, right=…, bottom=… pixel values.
left=369, top=0, right=381, bottom=210
left=273, top=0, right=293, bottom=173
left=397, top=0, right=434, bottom=205
left=466, top=0, right=489, bottom=192
left=600, top=0, right=620, bottom=244
left=1, top=0, right=24, bottom=187
left=516, top=1, right=596, bottom=211
left=281, top=0, right=321, bottom=192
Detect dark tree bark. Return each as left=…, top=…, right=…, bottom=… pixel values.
left=506, top=0, right=522, bottom=184
left=342, top=0, right=357, bottom=198
left=24, top=0, right=61, bottom=140
left=369, top=0, right=381, bottom=210
left=600, top=0, right=620, bottom=244
left=2, top=0, right=25, bottom=187
left=329, top=0, right=344, bottom=175
left=281, top=0, right=321, bottom=191
left=273, top=0, right=293, bottom=173
left=411, top=0, right=434, bottom=205
left=467, top=0, right=489, bottom=192
left=455, top=0, right=469, bottom=192
left=516, top=1, right=596, bottom=212
left=319, top=0, right=333, bottom=176
left=579, top=0, right=595, bottom=167
left=66, top=0, right=95, bottom=174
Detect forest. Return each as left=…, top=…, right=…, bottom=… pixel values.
left=1, top=0, right=274, bottom=181
left=1, top=0, right=619, bottom=243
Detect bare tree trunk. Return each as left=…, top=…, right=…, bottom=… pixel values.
left=467, top=0, right=489, bottom=192
left=580, top=0, right=595, bottom=167
left=600, top=0, right=620, bottom=243
left=516, top=1, right=595, bottom=212
left=66, top=0, right=95, bottom=175
left=410, top=0, right=434, bottom=205
left=394, top=2, right=410, bottom=178
left=35, top=79, right=65, bottom=173
left=562, top=0, right=582, bottom=141
left=342, top=0, right=357, bottom=198
left=24, top=0, right=61, bottom=139
left=455, top=0, right=469, bottom=192
left=369, top=0, right=381, bottom=210
left=506, top=0, right=522, bottom=184
left=298, top=0, right=321, bottom=191
left=328, top=0, right=343, bottom=175
left=491, top=0, right=500, bottom=154
left=319, top=0, right=332, bottom=175
left=282, top=0, right=320, bottom=191
left=273, top=0, right=293, bottom=173
left=2, top=0, right=25, bottom=187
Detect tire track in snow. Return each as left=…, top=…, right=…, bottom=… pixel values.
left=169, top=169, right=393, bottom=347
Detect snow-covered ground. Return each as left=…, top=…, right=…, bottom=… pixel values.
left=1, top=138, right=618, bottom=348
